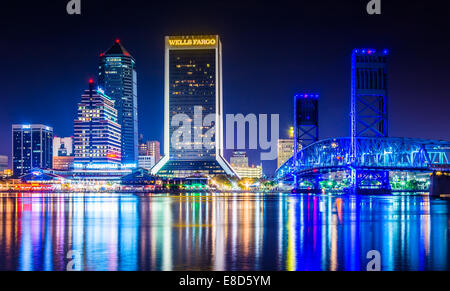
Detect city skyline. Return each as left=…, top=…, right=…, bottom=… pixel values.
left=1, top=1, right=450, bottom=176
left=2, top=0, right=450, bottom=274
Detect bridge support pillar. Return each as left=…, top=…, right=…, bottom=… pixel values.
left=430, top=172, right=450, bottom=196
left=291, top=175, right=322, bottom=194
left=352, top=170, right=392, bottom=195
left=311, top=178, right=321, bottom=191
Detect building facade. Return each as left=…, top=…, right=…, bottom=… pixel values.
left=138, top=155, right=156, bottom=171
left=152, top=35, right=235, bottom=178
left=139, top=140, right=161, bottom=162
left=0, top=155, right=8, bottom=171
left=12, top=124, right=53, bottom=176
left=229, top=151, right=249, bottom=168
left=277, top=138, right=294, bottom=169
left=234, top=165, right=263, bottom=179
left=98, top=39, right=138, bottom=165
left=138, top=141, right=147, bottom=156
left=53, top=156, right=75, bottom=171
left=73, top=80, right=122, bottom=169
left=53, top=136, right=73, bottom=157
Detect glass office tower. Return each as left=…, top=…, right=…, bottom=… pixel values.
left=152, top=35, right=235, bottom=178
left=98, top=39, right=138, bottom=165
left=12, top=124, right=53, bottom=176
left=73, top=80, right=121, bottom=168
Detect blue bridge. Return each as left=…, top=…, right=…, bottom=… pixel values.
left=275, top=137, right=450, bottom=193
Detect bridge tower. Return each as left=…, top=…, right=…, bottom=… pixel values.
left=351, top=49, right=390, bottom=193
left=294, top=92, right=319, bottom=187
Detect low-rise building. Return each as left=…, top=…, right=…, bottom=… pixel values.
left=277, top=139, right=294, bottom=168
left=53, top=156, right=75, bottom=171
left=230, top=151, right=249, bottom=168
left=0, top=155, right=8, bottom=171
left=234, top=165, right=263, bottom=179
left=138, top=155, right=155, bottom=171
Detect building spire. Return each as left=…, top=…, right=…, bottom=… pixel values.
left=101, top=39, right=132, bottom=57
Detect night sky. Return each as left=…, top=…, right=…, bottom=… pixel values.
left=1, top=0, right=450, bottom=175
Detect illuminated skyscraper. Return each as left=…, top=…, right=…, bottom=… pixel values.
left=12, top=124, right=53, bottom=176
left=73, top=80, right=121, bottom=168
left=152, top=35, right=235, bottom=178
left=98, top=39, right=138, bottom=165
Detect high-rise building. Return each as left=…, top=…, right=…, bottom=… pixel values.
left=277, top=139, right=294, bottom=169
left=53, top=136, right=73, bottom=157
left=230, top=151, right=249, bottom=168
left=146, top=141, right=161, bottom=163
left=139, top=140, right=161, bottom=162
left=98, top=39, right=138, bottom=165
left=138, top=141, right=147, bottom=156
left=12, top=124, right=53, bottom=176
left=73, top=80, right=121, bottom=169
left=152, top=35, right=235, bottom=178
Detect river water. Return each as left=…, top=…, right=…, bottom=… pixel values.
left=0, top=192, right=448, bottom=271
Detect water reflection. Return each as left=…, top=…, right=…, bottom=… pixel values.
left=0, top=193, right=448, bottom=271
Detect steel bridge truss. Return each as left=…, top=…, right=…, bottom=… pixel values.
left=296, top=125, right=318, bottom=149
left=352, top=94, right=388, bottom=138
left=275, top=137, right=450, bottom=191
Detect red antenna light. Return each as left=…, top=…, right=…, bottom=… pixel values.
left=115, top=38, right=120, bottom=43
left=89, top=78, right=94, bottom=84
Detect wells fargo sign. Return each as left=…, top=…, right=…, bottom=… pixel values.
left=168, top=37, right=217, bottom=47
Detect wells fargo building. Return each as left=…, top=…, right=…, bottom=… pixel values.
left=152, top=35, right=235, bottom=178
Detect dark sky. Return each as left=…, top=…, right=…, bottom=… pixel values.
left=1, top=0, right=450, bottom=175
